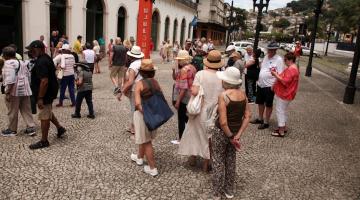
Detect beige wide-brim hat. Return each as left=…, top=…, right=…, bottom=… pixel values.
left=216, top=67, right=242, bottom=85
left=140, top=59, right=158, bottom=71
left=203, top=50, right=224, bottom=69
left=175, top=50, right=193, bottom=60
left=127, top=46, right=144, bottom=58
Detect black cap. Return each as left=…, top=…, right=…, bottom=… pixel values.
left=25, top=40, right=45, bottom=49
left=267, top=42, right=279, bottom=50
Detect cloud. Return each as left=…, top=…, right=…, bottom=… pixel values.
left=224, top=0, right=292, bottom=11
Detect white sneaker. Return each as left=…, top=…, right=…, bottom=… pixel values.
left=224, top=192, right=234, bottom=199
left=130, top=153, right=143, bottom=166
left=171, top=140, right=180, bottom=145
left=144, top=165, right=158, bottom=176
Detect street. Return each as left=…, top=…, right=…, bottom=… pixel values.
left=0, top=53, right=359, bottom=200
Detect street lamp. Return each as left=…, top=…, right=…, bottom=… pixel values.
left=252, top=0, right=270, bottom=50
left=305, top=0, right=324, bottom=77
left=343, top=21, right=360, bottom=104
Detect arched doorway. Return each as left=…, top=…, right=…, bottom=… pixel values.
left=0, top=0, right=22, bottom=55
left=151, top=11, right=160, bottom=51
left=117, top=7, right=126, bottom=40
left=180, top=19, right=186, bottom=47
left=50, top=0, right=66, bottom=37
left=86, top=0, right=104, bottom=42
left=164, top=17, right=170, bottom=41
left=173, top=19, right=178, bottom=44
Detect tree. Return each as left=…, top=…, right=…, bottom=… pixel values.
left=231, top=7, right=248, bottom=32
left=273, top=18, right=291, bottom=29
left=286, top=0, right=317, bottom=13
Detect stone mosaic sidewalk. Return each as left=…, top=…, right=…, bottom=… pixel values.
left=0, top=55, right=359, bottom=200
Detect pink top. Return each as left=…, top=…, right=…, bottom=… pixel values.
left=273, top=64, right=299, bottom=101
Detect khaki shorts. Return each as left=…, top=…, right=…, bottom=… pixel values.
left=38, top=104, right=53, bottom=120
left=110, top=66, right=126, bottom=79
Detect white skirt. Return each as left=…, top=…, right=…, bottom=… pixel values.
left=133, top=111, right=157, bottom=145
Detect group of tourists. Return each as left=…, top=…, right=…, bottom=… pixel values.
left=169, top=41, right=299, bottom=199
left=159, top=37, right=214, bottom=65
left=1, top=32, right=300, bottom=198
left=1, top=41, right=67, bottom=150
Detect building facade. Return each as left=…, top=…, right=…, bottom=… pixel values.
left=194, top=0, right=227, bottom=46
left=0, top=0, right=197, bottom=54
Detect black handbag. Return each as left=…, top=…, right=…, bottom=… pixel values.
left=142, top=79, right=174, bottom=131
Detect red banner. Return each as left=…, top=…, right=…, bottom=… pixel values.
left=137, top=0, right=153, bottom=59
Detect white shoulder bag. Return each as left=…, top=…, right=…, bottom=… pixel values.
left=186, top=72, right=204, bottom=116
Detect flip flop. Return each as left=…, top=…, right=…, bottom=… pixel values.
left=271, top=131, right=285, bottom=137
left=273, top=128, right=288, bottom=134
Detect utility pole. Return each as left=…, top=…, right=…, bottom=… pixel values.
left=305, top=0, right=324, bottom=77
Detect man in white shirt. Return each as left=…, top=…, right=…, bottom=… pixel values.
left=117, top=46, right=144, bottom=134
left=251, top=42, right=284, bottom=130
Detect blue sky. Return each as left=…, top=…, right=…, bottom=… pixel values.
left=224, top=0, right=293, bottom=11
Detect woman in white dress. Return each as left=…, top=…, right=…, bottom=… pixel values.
left=178, top=50, right=224, bottom=172
left=93, top=40, right=101, bottom=74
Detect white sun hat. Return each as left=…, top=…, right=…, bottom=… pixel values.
left=216, top=67, right=242, bottom=85
left=127, top=46, right=144, bottom=58
left=60, top=44, right=70, bottom=51
left=226, top=45, right=236, bottom=52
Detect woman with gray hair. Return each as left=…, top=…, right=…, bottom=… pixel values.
left=210, top=67, right=251, bottom=199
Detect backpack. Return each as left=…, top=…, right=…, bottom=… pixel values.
left=192, top=55, right=204, bottom=71
left=14, top=60, right=32, bottom=96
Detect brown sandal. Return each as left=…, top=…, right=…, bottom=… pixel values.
left=271, top=131, right=285, bottom=137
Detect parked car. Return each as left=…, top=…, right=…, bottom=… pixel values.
left=280, top=43, right=287, bottom=49
left=229, top=41, right=266, bottom=57
left=300, top=46, right=320, bottom=57
left=284, top=43, right=294, bottom=52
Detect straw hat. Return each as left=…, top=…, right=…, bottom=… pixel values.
left=175, top=50, right=192, bottom=60
left=140, top=59, right=157, bottom=71
left=216, top=67, right=242, bottom=85
left=229, top=52, right=241, bottom=59
left=127, top=46, right=144, bottom=58
left=203, top=50, right=224, bottom=69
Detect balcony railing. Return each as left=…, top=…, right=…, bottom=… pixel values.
left=176, top=0, right=197, bottom=10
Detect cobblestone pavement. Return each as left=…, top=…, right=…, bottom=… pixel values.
left=0, top=53, right=360, bottom=200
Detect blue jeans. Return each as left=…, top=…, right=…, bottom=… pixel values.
left=75, top=90, right=94, bottom=115
left=59, top=75, right=76, bottom=104
left=246, top=77, right=257, bottom=102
